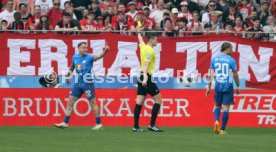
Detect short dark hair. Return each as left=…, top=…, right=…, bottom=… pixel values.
left=78, top=42, right=87, bottom=48
left=221, top=42, right=232, bottom=52
left=63, top=12, right=71, bottom=17
left=19, top=3, right=27, bottom=9
left=146, top=33, right=157, bottom=42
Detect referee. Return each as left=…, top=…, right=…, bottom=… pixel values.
left=133, top=27, right=163, bottom=132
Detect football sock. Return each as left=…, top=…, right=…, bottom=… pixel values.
left=150, top=103, right=161, bottom=126
left=134, top=104, right=142, bottom=128
left=221, top=110, right=229, bottom=131
left=214, top=107, right=220, bottom=121
left=96, top=117, right=101, bottom=125
left=64, top=115, right=70, bottom=124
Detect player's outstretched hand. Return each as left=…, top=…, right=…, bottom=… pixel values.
left=206, top=88, right=211, bottom=96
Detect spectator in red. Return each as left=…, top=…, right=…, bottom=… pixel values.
left=80, top=11, right=98, bottom=32
left=112, top=3, right=134, bottom=27
left=175, top=17, right=190, bottom=36
left=47, top=0, right=63, bottom=28
left=36, top=14, right=53, bottom=31
left=187, top=11, right=203, bottom=33
left=89, top=0, right=102, bottom=19
left=238, top=0, right=252, bottom=21
left=234, top=16, right=246, bottom=32
left=99, top=0, right=117, bottom=15
left=103, top=14, right=113, bottom=31
left=13, top=0, right=34, bottom=14
left=126, top=1, right=138, bottom=21
left=171, top=8, right=178, bottom=26
left=28, top=5, right=41, bottom=30
left=19, top=3, right=32, bottom=23
left=143, top=6, right=156, bottom=30
left=0, top=19, right=8, bottom=31
left=0, top=0, right=16, bottom=24
left=162, top=18, right=175, bottom=37
left=178, top=1, right=192, bottom=23
left=112, top=11, right=133, bottom=34
left=97, top=16, right=105, bottom=30
left=131, top=11, right=150, bottom=32
left=35, top=0, right=53, bottom=15
left=8, top=12, right=28, bottom=32
left=71, top=0, right=90, bottom=20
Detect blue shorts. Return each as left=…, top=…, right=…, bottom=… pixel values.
left=214, top=91, right=234, bottom=106
left=70, top=83, right=95, bottom=100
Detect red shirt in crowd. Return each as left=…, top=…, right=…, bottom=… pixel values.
left=238, top=5, right=252, bottom=20
left=146, top=17, right=156, bottom=30
left=28, top=15, right=40, bottom=29
left=8, top=21, right=28, bottom=30
left=47, top=8, right=63, bottom=27
left=80, top=19, right=98, bottom=31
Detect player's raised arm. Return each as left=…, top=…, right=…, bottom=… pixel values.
left=136, top=26, right=145, bottom=45
left=93, top=44, right=110, bottom=61
left=206, top=69, right=214, bottom=96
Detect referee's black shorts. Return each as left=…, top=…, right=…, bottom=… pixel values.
left=137, top=73, right=160, bottom=96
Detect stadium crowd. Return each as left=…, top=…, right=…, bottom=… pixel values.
left=0, top=0, right=275, bottom=41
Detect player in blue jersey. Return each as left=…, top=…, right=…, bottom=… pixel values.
left=54, top=42, right=109, bottom=130
left=206, top=42, right=240, bottom=135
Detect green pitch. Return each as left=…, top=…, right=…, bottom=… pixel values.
left=0, top=127, right=275, bottom=152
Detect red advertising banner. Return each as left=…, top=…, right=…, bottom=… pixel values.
left=0, top=33, right=275, bottom=89
left=1, top=89, right=276, bottom=127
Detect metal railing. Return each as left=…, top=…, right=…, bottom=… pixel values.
left=1, top=30, right=275, bottom=42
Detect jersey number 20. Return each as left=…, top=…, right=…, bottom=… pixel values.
left=214, top=63, right=229, bottom=77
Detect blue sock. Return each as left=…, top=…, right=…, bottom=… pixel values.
left=96, top=117, right=101, bottom=125
left=221, top=110, right=229, bottom=131
left=64, top=115, right=70, bottom=124
left=214, top=107, right=220, bottom=121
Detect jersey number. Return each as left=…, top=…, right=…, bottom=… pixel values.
left=214, top=63, right=229, bottom=77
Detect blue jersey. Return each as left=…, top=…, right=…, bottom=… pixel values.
left=210, top=54, right=237, bottom=92
left=72, top=54, right=94, bottom=85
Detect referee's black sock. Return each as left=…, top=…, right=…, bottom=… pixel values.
left=150, top=103, right=161, bottom=126
left=134, top=104, right=142, bottom=128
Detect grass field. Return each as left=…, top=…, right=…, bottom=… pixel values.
left=0, top=127, right=275, bottom=152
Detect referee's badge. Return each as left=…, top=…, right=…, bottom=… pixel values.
left=146, top=54, right=151, bottom=60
